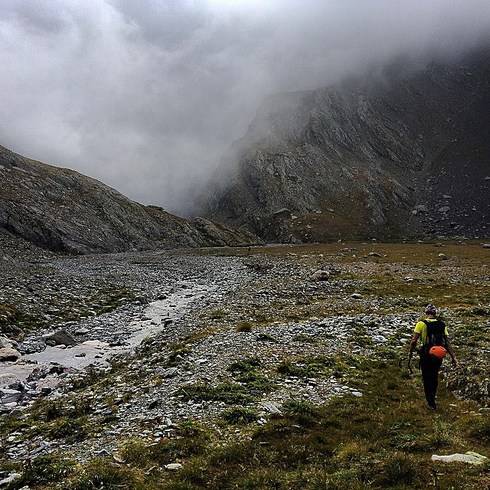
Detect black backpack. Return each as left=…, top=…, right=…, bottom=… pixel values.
left=422, top=319, right=447, bottom=352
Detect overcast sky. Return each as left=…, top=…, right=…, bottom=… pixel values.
left=1, top=1, right=489, bottom=214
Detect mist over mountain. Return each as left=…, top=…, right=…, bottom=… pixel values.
left=1, top=0, right=490, bottom=214
left=203, top=48, right=490, bottom=242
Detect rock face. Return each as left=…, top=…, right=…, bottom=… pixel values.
left=0, top=146, right=260, bottom=254
left=204, top=49, right=490, bottom=242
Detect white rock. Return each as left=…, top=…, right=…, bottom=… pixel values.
left=82, top=340, right=110, bottom=349
left=0, top=472, right=21, bottom=487
left=165, top=463, right=183, bottom=471
left=431, top=452, right=488, bottom=465
left=261, top=402, right=282, bottom=415
left=0, top=388, right=23, bottom=404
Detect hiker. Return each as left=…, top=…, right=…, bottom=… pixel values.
left=408, top=304, right=457, bottom=410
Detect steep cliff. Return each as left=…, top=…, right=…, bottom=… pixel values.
left=205, top=50, right=490, bottom=241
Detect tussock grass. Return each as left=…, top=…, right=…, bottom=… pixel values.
left=9, top=353, right=489, bottom=489
left=221, top=407, right=259, bottom=425
left=235, top=321, right=253, bottom=332
left=163, top=355, right=489, bottom=489
left=277, top=355, right=336, bottom=378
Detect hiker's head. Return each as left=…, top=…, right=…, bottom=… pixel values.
left=425, top=304, right=437, bottom=316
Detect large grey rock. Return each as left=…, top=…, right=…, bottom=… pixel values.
left=0, top=348, right=21, bottom=362
left=0, top=336, right=14, bottom=349
left=311, top=270, right=330, bottom=281
left=44, top=330, right=76, bottom=347
left=261, top=402, right=282, bottom=415
left=0, top=472, right=21, bottom=487
left=0, top=388, right=22, bottom=404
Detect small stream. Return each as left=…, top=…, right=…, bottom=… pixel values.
left=0, top=282, right=214, bottom=395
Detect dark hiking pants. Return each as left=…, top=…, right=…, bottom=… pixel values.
left=420, top=354, right=442, bottom=406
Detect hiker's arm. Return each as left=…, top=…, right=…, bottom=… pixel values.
left=445, top=336, right=458, bottom=366
left=408, top=333, right=419, bottom=361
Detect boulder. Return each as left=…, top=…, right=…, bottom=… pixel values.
left=311, top=270, right=330, bottom=281
left=160, top=367, right=178, bottom=378
left=0, top=336, right=15, bottom=349
left=412, top=204, right=428, bottom=215
left=0, top=348, right=21, bottom=362
left=0, top=388, right=22, bottom=404
left=44, top=329, right=76, bottom=347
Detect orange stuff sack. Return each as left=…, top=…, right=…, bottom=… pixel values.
left=429, top=345, right=447, bottom=359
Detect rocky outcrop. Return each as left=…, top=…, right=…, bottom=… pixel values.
left=204, top=48, right=490, bottom=242
left=0, top=145, right=260, bottom=253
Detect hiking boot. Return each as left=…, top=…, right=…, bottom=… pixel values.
left=427, top=402, right=437, bottom=410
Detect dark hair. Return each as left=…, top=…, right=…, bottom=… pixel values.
left=425, top=304, right=437, bottom=315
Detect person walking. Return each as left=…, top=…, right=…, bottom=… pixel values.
left=408, top=304, right=457, bottom=410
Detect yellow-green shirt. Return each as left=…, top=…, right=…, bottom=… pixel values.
left=414, top=318, right=448, bottom=345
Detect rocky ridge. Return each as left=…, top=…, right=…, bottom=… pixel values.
left=204, top=49, right=490, bottom=242
left=0, top=145, right=259, bottom=254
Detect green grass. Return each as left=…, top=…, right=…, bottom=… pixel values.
left=3, top=454, right=76, bottom=489
left=236, top=321, right=253, bottom=332
left=165, top=356, right=488, bottom=489
left=0, top=302, right=44, bottom=338
left=222, top=407, right=259, bottom=425
left=5, top=352, right=489, bottom=489
left=177, top=382, right=255, bottom=405
left=277, top=355, right=336, bottom=378
left=163, top=354, right=489, bottom=488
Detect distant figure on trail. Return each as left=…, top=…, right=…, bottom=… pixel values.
left=408, top=304, right=458, bottom=410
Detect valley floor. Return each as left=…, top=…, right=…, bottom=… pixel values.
left=0, top=240, right=489, bottom=489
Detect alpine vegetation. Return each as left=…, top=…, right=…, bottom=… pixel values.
left=0, top=1, right=489, bottom=489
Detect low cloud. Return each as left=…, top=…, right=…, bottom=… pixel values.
left=1, top=0, right=489, bottom=214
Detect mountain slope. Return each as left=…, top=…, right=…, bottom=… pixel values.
left=204, top=49, right=490, bottom=241
left=0, top=146, right=259, bottom=253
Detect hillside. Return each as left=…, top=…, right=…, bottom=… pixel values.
left=0, top=145, right=259, bottom=253
left=204, top=49, right=490, bottom=242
